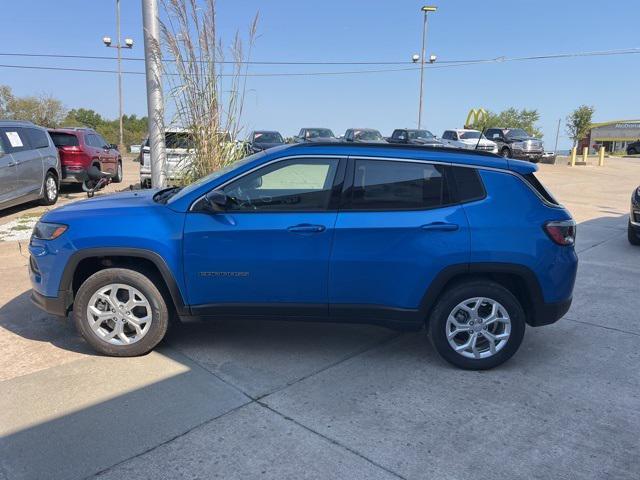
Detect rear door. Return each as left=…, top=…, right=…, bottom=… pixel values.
left=0, top=131, right=18, bottom=204
left=329, top=157, right=470, bottom=318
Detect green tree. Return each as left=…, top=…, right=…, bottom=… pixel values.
left=565, top=105, right=595, bottom=147
left=478, top=108, right=543, bottom=138
left=63, top=108, right=104, bottom=129
left=0, top=85, right=66, bottom=127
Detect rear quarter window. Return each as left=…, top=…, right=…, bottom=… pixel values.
left=26, top=128, right=50, bottom=149
left=451, top=166, right=486, bottom=203
left=521, top=173, right=559, bottom=205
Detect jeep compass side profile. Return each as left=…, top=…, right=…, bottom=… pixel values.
left=29, top=143, right=577, bottom=369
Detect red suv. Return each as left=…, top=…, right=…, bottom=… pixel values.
left=48, top=128, right=122, bottom=184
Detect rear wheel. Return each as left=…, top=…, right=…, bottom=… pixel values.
left=73, top=268, right=169, bottom=356
left=428, top=281, right=526, bottom=369
left=113, top=160, right=123, bottom=183
left=628, top=147, right=637, bottom=155
left=39, top=171, right=59, bottom=205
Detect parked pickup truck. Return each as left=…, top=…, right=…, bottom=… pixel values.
left=485, top=128, right=544, bottom=162
left=387, top=129, right=444, bottom=147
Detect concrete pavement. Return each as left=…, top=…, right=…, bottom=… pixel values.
left=0, top=157, right=639, bottom=479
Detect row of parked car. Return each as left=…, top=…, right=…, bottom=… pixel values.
left=0, top=119, right=123, bottom=211
left=244, top=127, right=546, bottom=162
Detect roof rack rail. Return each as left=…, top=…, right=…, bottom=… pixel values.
left=289, top=142, right=499, bottom=157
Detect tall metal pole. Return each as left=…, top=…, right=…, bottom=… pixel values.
left=141, top=0, right=166, bottom=188
left=116, top=0, right=124, bottom=151
left=417, top=11, right=428, bottom=129
left=553, top=117, right=561, bottom=154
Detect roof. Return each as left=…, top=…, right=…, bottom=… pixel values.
left=272, top=142, right=535, bottom=174
left=0, top=119, right=35, bottom=126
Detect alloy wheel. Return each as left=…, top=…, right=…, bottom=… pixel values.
left=46, top=176, right=57, bottom=201
left=86, top=283, right=152, bottom=345
left=445, top=297, right=511, bottom=359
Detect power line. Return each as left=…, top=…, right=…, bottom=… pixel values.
left=0, top=47, right=638, bottom=66
left=0, top=47, right=638, bottom=78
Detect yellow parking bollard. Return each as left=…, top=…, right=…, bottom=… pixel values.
left=582, top=146, right=588, bottom=163
left=598, top=146, right=605, bottom=166
left=570, top=147, right=577, bottom=166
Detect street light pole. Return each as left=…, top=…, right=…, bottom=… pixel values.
left=141, top=0, right=167, bottom=189
left=417, top=5, right=437, bottom=130
left=103, top=0, right=133, bottom=152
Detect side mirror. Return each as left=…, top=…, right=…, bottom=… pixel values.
left=203, top=190, right=228, bottom=212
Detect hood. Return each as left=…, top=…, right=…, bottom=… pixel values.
left=43, top=189, right=158, bottom=221
left=460, top=138, right=496, bottom=147
left=252, top=142, right=285, bottom=151
left=355, top=139, right=387, bottom=144
left=305, top=137, right=340, bottom=143
left=413, top=138, right=443, bottom=146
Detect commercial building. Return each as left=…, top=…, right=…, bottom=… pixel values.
left=579, top=119, right=640, bottom=153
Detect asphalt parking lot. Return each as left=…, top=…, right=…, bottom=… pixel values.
left=1, top=156, right=639, bottom=480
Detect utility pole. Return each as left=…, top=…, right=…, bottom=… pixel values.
left=553, top=117, right=561, bottom=154
left=417, top=6, right=437, bottom=129
left=103, top=0, right=133, bottom=152
left=141, top=0, right=166, bottom=188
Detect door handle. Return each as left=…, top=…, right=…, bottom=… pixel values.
left=420, top=222, right=459, bottom=231
left=287, top=224, right=326, bottom=233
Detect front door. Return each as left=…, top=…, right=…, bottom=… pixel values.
left=329, top=158, right=470, bottom=317
left=183, top=156, right=345, bottom=316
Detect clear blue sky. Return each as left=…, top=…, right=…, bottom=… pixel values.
left=0, top=0, right=638, bottom=149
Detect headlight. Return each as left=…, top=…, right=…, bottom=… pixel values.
left=32, top=222, right=68, bottom=240
left=633, top=187, right=640, bottom=206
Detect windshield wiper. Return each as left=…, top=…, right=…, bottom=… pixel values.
left=153, top=186, right=182, bottom=204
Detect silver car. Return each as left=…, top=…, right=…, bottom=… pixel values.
left=0, top=120, right=61, bottom=210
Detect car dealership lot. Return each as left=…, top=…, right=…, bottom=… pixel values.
left=1, top=157, right=639, bottom=479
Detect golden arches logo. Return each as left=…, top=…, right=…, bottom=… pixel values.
left=465, top=108, right=488, bottom=128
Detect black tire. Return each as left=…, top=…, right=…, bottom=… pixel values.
left=628, top=147, right=637, bottom=155
left=39, top=171, right=59, bottom=206
left=73, top=268, right=169, bottom=356
left=428, top=280, right=526, bottom=370
left=628, top=221, right=640, bottom=246
left=500, top=147, right=511, bottom=158
left=113, top=160, right=123, bottom=183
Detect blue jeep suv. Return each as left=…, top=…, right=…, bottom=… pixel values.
left=29, top=143, right=577, bottom=369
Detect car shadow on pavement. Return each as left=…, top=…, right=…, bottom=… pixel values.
left=0, top=290, right=96, bottom=356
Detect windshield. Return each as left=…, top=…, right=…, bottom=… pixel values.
left=505, top=128, right=530, bottom=139
left=355, top=130, right=383, bottom=141
left=253, top=132, right=283, bottom=143
left=408, top=130, right=435, bottom=140
left=168, top=151, right=265, bottom=204
left=305, top=128, right=334, bottom=139
left=165, top=132, right=194, bottom=149
left=459, top=131, right=483, bottom=140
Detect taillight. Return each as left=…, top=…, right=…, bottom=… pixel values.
left=544, top=220, right=576, bottom=246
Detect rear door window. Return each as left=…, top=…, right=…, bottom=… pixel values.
left=347, top=159, right=452, bottom=210
left=26, top=128, right=50, bottom=149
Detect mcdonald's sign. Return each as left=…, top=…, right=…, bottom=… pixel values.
left=465, top=108, right=488, bottom=129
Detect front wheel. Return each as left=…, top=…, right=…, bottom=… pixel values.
left=73, top=268, right=169, bottom=356
left=428, top=281, right=526, bottom=369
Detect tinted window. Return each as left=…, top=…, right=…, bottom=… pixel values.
left=522, top=173, right=558, bottom=205
left=252, top=132, right=283, bottom=143
left=165, top=132, right=194, bottom=149
left=27, top=128, right=50, bottom=149
left=0, top=127, right=30, bottom=153
left=392, top=130, right=406, bottom=140
left=222, top=158, right=339, bottom=212
left=349, top=160, right=451, bottom=210
left=95, top=134, right=108, bottom=147
left=49, top=132, right=80, bottom=147
left=451, top=167, right=485, bottom=202
left=85, top=134, right=99, bottom=147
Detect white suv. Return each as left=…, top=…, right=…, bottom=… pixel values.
left=441, top=129, right=498, bottom=153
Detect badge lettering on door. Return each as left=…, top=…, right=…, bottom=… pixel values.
left=199, top=271, right=249, bottom=277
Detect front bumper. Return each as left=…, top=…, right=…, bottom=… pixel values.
left=512, top=150, right=543, bottom=160
left=30, top=289, right=70, bottom=317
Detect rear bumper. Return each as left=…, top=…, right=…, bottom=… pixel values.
left=61, top=166, right=87, bottom=183
left=528, top=297, right=572, bottom=327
